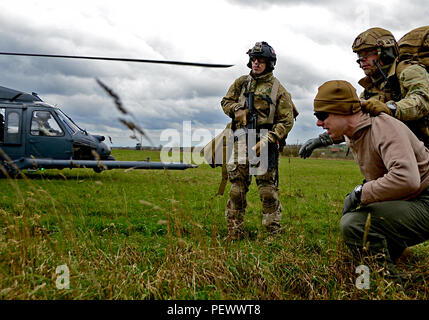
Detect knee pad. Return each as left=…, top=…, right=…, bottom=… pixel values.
left=229, top=182, right=247, bottom=210
left=258, top=185, right=279, bottom=212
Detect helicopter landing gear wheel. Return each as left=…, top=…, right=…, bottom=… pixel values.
left=93, top=167, right=104, bottom=173
left=0, top=161, right=18, bottom=178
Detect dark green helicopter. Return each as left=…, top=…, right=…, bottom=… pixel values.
left=0, top=52, right=232, bottom=176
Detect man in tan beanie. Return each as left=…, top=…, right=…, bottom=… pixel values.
left=314, top=80, right=429, bottom=275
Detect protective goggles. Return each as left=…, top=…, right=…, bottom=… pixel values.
left=356, top=50, right=379, bottom=64
left=250, top=57, right=266, bottom=64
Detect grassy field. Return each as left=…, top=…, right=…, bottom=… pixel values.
left=1, top=149, right=428, bottom=300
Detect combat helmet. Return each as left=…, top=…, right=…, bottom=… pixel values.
left=352, top=27, right=399, bottom=65
left=246, top=41, right=277, bottom=71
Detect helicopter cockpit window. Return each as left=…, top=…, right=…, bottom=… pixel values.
left=0, top=108, right=5, bottom=143
left=31, top=111, right=64, bottom=137
left=7, top=111, right=19, bottom=134
left=55, top=109, right=82, bottom=135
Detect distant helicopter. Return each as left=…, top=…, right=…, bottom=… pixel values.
left=0, top=51, right=233, bottom=176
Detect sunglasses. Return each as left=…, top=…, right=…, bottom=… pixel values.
left=314, top=112, right=329, bottom=121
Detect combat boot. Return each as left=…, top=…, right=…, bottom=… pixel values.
left=396, top=247, right=413, bottom=264
left=265, top=222, right=282, bottom=235
left=262, top=203, right=282, bottom=235
left=225, top=208, right=245, bottom=240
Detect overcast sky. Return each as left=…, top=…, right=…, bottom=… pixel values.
left=0, top=0, right=427, bottom=147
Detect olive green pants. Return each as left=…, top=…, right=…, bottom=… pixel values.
left=340, top=186, right=429, bottom=267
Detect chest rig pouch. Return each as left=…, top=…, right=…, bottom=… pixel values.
left=237, top=75, right=280, bottom=128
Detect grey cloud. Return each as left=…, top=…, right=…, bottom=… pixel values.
left=0, top=11, right=232, bottom=145
left=275, top=58, right=327, bottom=98
left=325, top=1, right=428, bottom=37
left=227, top=0, right=339, bottom=7
left=288, top=24, right=355, bottom=48
left=0, top=10, right=164, bottom=83
left=146, top=38, right=183, bottom=61
left=2, top=1, right=426, bottom=148
left=227, top=0, right=428, bottom=48
left=288, top=0, right=428, bottom=44
left=128, top=96, right=228, bottom=129
left=0, top=6, right=236, bottom=134
left=367, top=1, right=429, bottom=33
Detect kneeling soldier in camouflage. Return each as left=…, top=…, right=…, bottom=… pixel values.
left=313, top=80, right=429, bottom=274
left=220, top=42, right=298, bottom=239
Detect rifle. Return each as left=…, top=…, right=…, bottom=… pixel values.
left=244, top=91, right=260, bottom=170
left=233, top=91, right=256, bottom=141
left=245, top=91, right=257, bottom=130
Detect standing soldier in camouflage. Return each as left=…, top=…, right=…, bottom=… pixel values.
left=299, top=27, right=429, bottom=157
left=221, top=41, right=298, bottom=239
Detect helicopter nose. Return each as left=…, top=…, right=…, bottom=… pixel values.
left=97, top=141, right=111, bottom=159
left=93, top=135, right=105, bottom=142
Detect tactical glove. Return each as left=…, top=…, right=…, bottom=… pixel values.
left=234, top=108, right=248, bottom=126
left=342, top=184, right=363, bottom=215
left=299, top=133, right=332, bottom=159
left=360, top=99, right=392, bottom=116
left=252, top=133, right=276, bottom=156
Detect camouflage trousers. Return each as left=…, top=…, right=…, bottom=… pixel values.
left=225, top=160, right=282, bottom=239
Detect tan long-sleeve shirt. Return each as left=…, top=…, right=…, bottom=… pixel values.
left=348, top=113, right=429, bottom=205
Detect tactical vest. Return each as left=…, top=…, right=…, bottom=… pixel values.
left=237, top=74, right=281, bottom=128
left=202, top=74, right=295, bottom=195
left=361, top=61, right=429, bottom=148
left=361, top=58, right=403, bottom=102
left=238, top=74, right=298, bottom=148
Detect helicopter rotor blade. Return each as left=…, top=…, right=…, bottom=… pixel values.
left=0, top=51, right=233, bottom=68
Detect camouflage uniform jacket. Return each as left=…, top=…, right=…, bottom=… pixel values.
left=221, top=72, right=298, bottom=143
left=359, top=60, right=429, bottom=147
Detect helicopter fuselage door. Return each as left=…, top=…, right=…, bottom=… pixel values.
left=0, top=107, right=24, bottom=160
left=25, top=109, right=73, bottom=159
